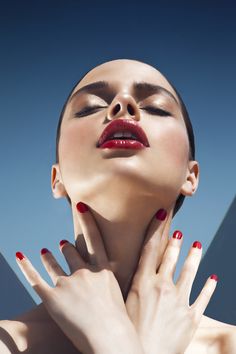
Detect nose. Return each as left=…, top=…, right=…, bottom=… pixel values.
left=107, top=93, right=140, bottom=121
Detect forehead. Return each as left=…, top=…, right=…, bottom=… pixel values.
left=70, top=59, right=178, bottom=101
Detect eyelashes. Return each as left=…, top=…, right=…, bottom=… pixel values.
left=74, top=105, right=107, bottom=118
left=74, top=105, right=172, bottom=118
left=140, top=106, right=171, bottom=117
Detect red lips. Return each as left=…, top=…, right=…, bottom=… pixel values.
left=97, top=119, right=150, bottom=148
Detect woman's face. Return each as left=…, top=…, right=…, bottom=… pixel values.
left=56, top=59, right=192, bottom=207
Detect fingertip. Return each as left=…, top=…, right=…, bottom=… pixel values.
left=59, top=239, right=69, bottom=249
left=155, top=208, right=167, bottom=221
left=41, top=248, right=50, bottom=255
left=172, top=230, right=183, bottom=240
left=16, top=251, right=25, bottom=261
left=210, top=274, right=218, bottom=282
left=192, top=241, right=202, bottom=249
left=76, top=201, right=89, bottom=213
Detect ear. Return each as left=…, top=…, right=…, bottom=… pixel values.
left=180, top=160, right=200, bottom=197
left=51, top=163, right=68, bottom=199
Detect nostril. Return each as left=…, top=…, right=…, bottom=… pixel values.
left=112, top=103, right=121, bottom=115
left=127, top=103, right=135, bottom=116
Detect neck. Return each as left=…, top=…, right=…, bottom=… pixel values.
left=72, top=192, right=173, bottom=300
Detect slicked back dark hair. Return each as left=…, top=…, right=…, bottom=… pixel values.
left=55, top=65, right=195, bottom=218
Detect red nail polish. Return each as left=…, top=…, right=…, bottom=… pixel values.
left=192, top=241, right=202, bottom=249
left=210, top=274, right=218, bottom=282
left=41, top=248, right=50, bottom=255
left=155, top=209, right=167, bottom=221
left=173, top=230, right=183, bottom=239
left=60, top=239, right=69, bottom=248
left=16, top=252, right=25, bottom=261
left=76, top=202, right=89, bottom=213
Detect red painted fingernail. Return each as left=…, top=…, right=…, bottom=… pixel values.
left=173, top=230, right=183, bottom=239
left=76, top=201, right=89, bottom=213
left=192, top=241, right=202, bottom=249
left=41, top=248, right=50, bottom=255
left=210, top=274, right=218, bottom=282
left=155, top=209, right=167, bottom=221
left=16, top=252, right=25, bottom=261
left=59, top=239, right=69, bottom=248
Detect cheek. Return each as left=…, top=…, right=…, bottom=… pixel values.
left=150, top=122, right=189, bottom=179
left=58, top=121, right=93, bottom=172
left=60, top=118, right=94, bottom=150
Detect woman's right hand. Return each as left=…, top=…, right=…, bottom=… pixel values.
left=125, top=208, right=218, bottom=354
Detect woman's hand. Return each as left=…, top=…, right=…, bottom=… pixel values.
left=125, top=208, right=218, bottom=354
left=15, top=202, right=144, bottom=354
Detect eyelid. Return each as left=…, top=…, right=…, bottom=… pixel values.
left=140, top=105, right=172, bottom=116
left=74, top=104, right=107, bottom=117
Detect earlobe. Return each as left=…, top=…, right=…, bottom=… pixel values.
left=51, top=164, right=68, bottom=199
left=180, top=160, right=200, bottom=197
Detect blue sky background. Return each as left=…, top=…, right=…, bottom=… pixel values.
left=0, top=0, right=235, bottom=304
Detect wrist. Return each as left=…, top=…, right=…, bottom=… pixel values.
left=88, top=316, right=144, bottom=354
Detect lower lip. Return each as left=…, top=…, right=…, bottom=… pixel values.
left=99, top=139, right=146, bottom=149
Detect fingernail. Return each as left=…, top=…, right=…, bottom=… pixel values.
left=76, top=201, right=89, bottom=213
left=173, top=230, right=183, bottom=239
left=16, top=252, right=25, bottom=261
left=59, top=239, right=69, bottom=248
left=210, top=274, right=218, bottom=282
left=192, top=241, right=202, bottom=249
left=155, top=208, right=167, bottom=221
left=41, top=248, right=50, bottom=255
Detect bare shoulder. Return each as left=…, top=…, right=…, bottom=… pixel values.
left=221, top=324, right=236, bottom=353
left=188, top=315, right=236, bottom=354
left=0, top=319, right=26, bottom=353
left=0, top=306, right=80, bottom=354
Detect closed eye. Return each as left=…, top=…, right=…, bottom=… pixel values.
left=74, top=105, right=107, bottom=117
left=141, top=106, right=171, bottom=117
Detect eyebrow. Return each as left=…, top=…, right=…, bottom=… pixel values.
left=68, top=80, right=179, bottom=105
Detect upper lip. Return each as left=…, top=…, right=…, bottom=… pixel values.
left=97, top=119, right=150, bottom=147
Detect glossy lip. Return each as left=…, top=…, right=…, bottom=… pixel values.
left=99, top=139, right=146, bottom=149
left=97, top=119, right=150, bottom=148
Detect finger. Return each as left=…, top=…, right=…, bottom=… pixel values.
left=190, top=275, right=218, bottom=321
left=40, top=248, right=67, bottom=285
left=135, top=208, right=173, bottom=278
left=15, top=251, right=53, bottom=302
left=59, top=240, right=87, bottom=273
left=176, top=241, right=203, bottom=301
left=75, top=232, right=90, bottom=263
left=75, top=201, right=109, bottom=267
left=157, top=230, right=184, bottom=280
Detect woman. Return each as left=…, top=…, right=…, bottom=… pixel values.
left=1, top=59, right=236, bottom=353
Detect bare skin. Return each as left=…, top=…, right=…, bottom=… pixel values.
left=1, top=291, right=236, bottom=353
left=1, top=59, right=236, bottom=353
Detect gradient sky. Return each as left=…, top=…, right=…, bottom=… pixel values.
left=0, top=0, right=235, bottom=304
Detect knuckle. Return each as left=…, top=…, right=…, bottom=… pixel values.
left=76, top=267, right=90, bottom=277
left=129, top=282, right=141, bottom=297
left=130, top=274, right=152, bottom=298
left=55, top=275, right=68, bottom=287
left=130, top=282, right=149, bottom=299
left=131, top=272, right=144, bottom=291
left=99, top=268, right=110, bottom=279
left=155, top=277, right=172, bottom=295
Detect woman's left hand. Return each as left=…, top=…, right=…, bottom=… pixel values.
left=15, top=202, right=144, bottom=354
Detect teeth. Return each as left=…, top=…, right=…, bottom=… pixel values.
left=111, top=131, right=138, bottom=139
